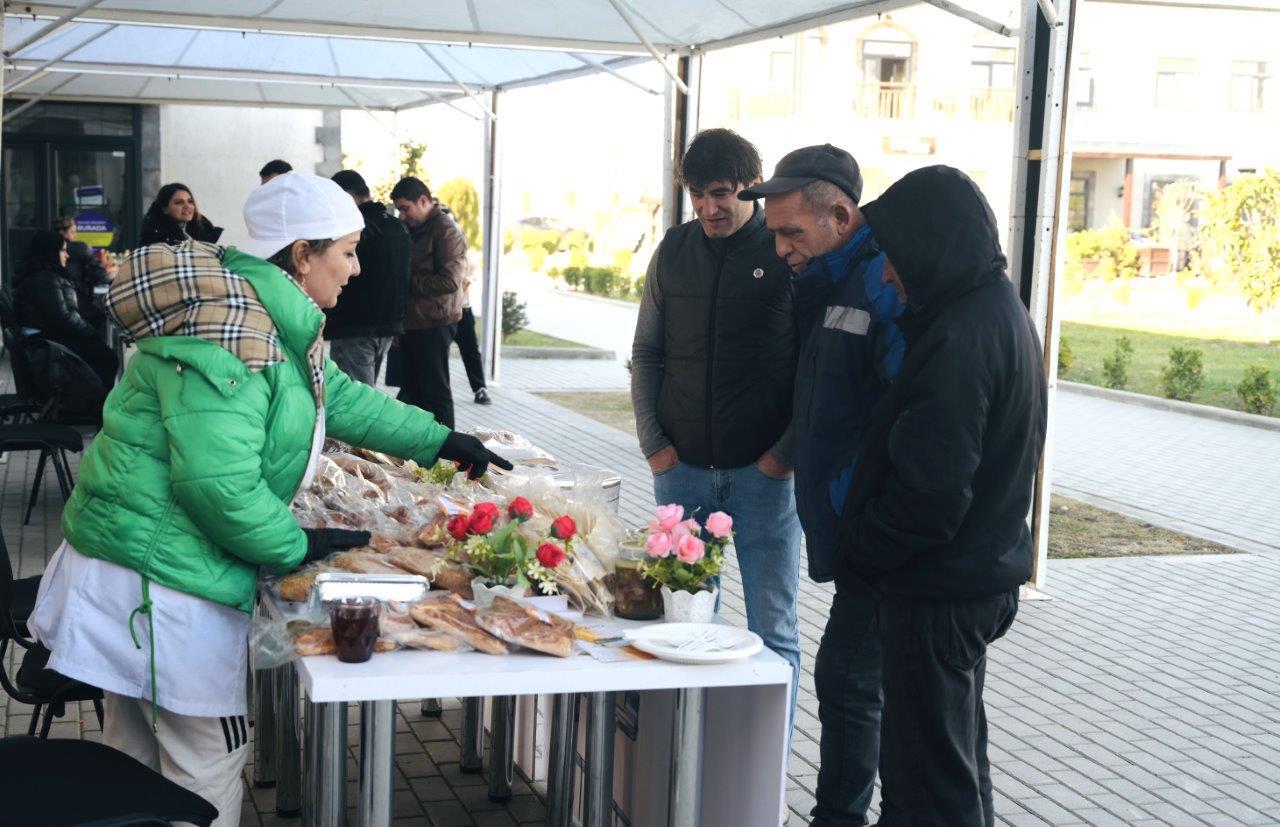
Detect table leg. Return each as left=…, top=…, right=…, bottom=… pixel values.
left=668, top=687, right=706, bottom=827
left=488, top=695, right=516, bottom=802
left=305, top=698, right=348, bottom=827
left=275, top=662, right=302, bottom=817
left=420, top=698, right=442, bottom=718
left=460, top=697, right=484, bottom=773
left=544, top=693, right=578, bottom=827
left=358, top=700, right=396, bottom=827
left=253, top=667, right=276, bottom=788
left=583, top=691, right=616, bottom=826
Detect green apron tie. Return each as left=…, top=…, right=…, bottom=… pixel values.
left=127, top=577, right=159, bottom=732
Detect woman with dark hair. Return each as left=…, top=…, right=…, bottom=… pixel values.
left=139, top=183, right=223, bottom=245
left=14, top=229, right=119, bottom=387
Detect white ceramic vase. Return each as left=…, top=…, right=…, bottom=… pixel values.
left=470, top=578, right=526, bottom=609
left=660, top=585, right=719, bottom=623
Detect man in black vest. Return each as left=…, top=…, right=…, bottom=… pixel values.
left=631, top=128, right=802, bottom=723
left=744, top=145, right=906, bottom=826
left=326, top=169, right=411, bottom=386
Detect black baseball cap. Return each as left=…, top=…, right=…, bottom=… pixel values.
left=738, top=144, right=862, bottom=204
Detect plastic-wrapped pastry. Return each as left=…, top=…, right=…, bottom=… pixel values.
left=385, top=547, right=474, bottom=598
left=379, top=610, right=462, bottom=651
left=330, top=550, right=407, bottom=575
left=291, top=625, right=397, bottom=656
left=409, top=597, right=508, bottom=655
left=474, top=596, right=575, bottom=658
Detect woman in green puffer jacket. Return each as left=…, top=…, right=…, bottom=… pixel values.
left=31, top=173, right=508, bottom=826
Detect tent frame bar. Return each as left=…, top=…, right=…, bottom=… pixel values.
left=603, top=0, right=687, bottom=93
left=4, top=22, right=115, bottom=94
left=3, top=0, right=105, bottom=56
left=924, top=0, right=1016, bottom=36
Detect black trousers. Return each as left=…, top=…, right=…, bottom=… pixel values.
left=397, top=324, right=457, bottom=429
left=811, top=580, right=883, bottom=826
left=875, top=589, right=1019, bottom=827
left=455, top=308, right=486, bottom=393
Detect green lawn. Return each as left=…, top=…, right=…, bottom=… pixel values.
left=502, top=328, right=592, bottom=349
left=1060, top=321, right=1280, bottom=417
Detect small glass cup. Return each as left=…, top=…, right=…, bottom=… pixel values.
left=613, top=542, right=663, bottom=621
left=329, top=597, right=382, bottom=663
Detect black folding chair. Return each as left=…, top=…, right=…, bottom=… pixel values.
left=0, top=736, right=219, bottom=826
left=0, top=528, right=103, bottom=738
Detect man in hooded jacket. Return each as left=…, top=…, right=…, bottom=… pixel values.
left=842, top=166, right=1047, bottom=826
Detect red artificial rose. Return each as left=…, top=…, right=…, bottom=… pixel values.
left=550, top=515, right=577, bottom=541
left=508, top=497, right=534, bottom=522
left=468, top=502, right=500, bottom=535
left=446, top=514, right=470, bottom=542
left=536, top=542, right=566, bottom=569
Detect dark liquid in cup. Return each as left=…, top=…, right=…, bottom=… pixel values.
left=331, top=600, right=381, bottom=663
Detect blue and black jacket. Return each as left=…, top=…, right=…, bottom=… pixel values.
left=791, top=224, right=905, bottom=583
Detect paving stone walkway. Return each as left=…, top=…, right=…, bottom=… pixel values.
left=3, top=360, right=1280, bottom=825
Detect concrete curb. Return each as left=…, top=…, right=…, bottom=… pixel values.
left=1059, top=381, right=1280, bottom=432
left=501, top=346, right=616, bottom=360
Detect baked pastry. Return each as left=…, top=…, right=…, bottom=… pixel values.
left=409, top=597, right=508, bottom=655
left=475, top=596, right=575, bottom=658
left=330, top=550, right=406, bottom=575
left=386, top=547, right=474, bottom=598
left=291, top=626, right=396, bottom=657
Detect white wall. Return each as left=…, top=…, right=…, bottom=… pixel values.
left=159, top=105, right=324, bottom=249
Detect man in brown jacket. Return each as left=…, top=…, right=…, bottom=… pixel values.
left=390, top=177, right=466, bottom=428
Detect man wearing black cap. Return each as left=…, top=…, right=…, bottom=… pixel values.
left=740, top=144, right=906, bottom=826
left=327, top=169, right=411, bottom=385
left=841, top=166, right=1046, bottom=826
left=630, top=128, right=803, bottom=725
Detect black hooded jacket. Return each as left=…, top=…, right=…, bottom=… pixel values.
left=839, top=166, right=1047, bottom=600
left=324, top=201, right=411, bottom=340
left=139, top=212, right=223, bottom=246
left=14, top=233, right=96, bottom=340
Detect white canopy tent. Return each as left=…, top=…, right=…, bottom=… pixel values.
left=1, top=1, right=1077, bottom=600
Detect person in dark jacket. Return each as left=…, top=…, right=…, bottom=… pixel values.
left=844, top=166, right=1048, bottom=826
left=52, top=216, right=112, bottom=334
left=326, top=169, right=411, bottom=386
left=743, top=144, right=906, bottom=826
left=390, top=177, right=466, bottom=428
left=140, top=183, right=223, bottom=246
left=14, top=230, right=119, bottom=388
left=630, top=128, right=803, bottom=722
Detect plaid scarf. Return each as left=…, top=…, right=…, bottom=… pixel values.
left=107, top=241, right=325, bottom=405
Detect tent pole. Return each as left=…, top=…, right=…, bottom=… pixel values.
left=661, top=55, right=697, bottom=231
left=569, top=54, right=661, bottom=96
left=604, top=0, right=688, bottom=93
left=1008, top=0, right=1077, bottom=592
left=2, top=73, right=81, bottom=123
left=479, top=89, right=503, bottom=384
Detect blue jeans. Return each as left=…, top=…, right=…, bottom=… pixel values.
left=652, top=461, right=802, bottom=724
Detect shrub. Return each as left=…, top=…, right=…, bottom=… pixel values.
left=586, top=266, right=617, bottom=296
left=540, top=229, right=563, bottom=255
left=1057, top=338, right=1074, bottom=376
left=1237, top=364, right=1276, bottom=415
left=1160, top=346, right=1204, bottom=401
left=1065, top=223, right=1141, bottom=282
left=631, top=275, right=646, bottom=300
left=437, top=178, right=481, bottom=249
left=1101, top=336, right=1134, bottom=390
left=502, top=228, right=515, bottom=254
left=501, top=291, right=529, bottom=340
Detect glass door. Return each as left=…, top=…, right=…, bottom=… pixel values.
left=53, top=146, right=132, bottom=252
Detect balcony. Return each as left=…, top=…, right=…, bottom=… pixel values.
left=855, top=82, right=916, bottom=119
left=970, top=88, right=1016, bottom=123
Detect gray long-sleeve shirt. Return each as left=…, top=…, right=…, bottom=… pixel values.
left=630, top=251, right=794, bottom=467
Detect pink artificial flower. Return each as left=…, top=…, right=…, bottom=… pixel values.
left=676, top=533, right=705, bottom=564
left=645, top=531, right=673, bottom=558
left=680, top=518, right=701, bottom=535
left=705, top=511, right=733, bottom=539
left=653, top=504, right=685, bottom=532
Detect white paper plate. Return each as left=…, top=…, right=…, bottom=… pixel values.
left=624, top=623, right=763, bottom=664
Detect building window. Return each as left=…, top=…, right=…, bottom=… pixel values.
left=1230, top=60, right=1271, bottom=112
left=1068, top=173, right=1094, bottom=231
left=769, top=50, right=795, bottom=90
left=970, top=45, right=1016, bottom=122
left=858, top=37, right=915, bottom=118
left=970, top=46, right=1015, bottom=88
left=1154, top=57, right=1196, bottom=110
left=1075, top=53, right=1095, bottom=109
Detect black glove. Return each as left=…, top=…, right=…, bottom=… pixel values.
left=302, top=528, right=371, bottom=564
left=437, top=431, right=515, bottom=480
